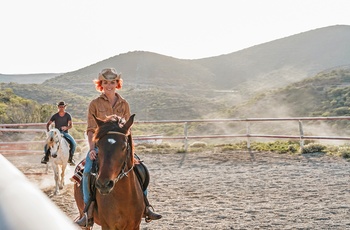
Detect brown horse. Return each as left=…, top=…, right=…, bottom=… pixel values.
left=74, top=114, right=145, bottom=230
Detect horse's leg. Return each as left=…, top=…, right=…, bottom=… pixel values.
left=60, top=163, right=67, bottom=189
left=74, top=183, right=85, bottom=218
left=52, top=163, right=60, bottom=195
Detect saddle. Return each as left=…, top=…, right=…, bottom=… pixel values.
left=71, top=154, right=150, bottom=194
left=133, top=154, right=150, bottom=192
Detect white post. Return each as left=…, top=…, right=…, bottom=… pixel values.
left=184, top=122, right=188, bottom=152
left=0, top=155, right=79, bottom=230
left=298, top=120, right=304, bottom=152
left=246, top=122, right=251, bottom=151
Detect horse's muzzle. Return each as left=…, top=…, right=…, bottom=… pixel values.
left=96, top=178, right=115, bottom=195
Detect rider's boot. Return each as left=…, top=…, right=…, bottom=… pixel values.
left=144, top=196, right=162, bottom=222
left=41, top=149, right=50, bottom=164
left=68, top=151, right=75, bottom=166
left=75, top=201, right=95, bottom=227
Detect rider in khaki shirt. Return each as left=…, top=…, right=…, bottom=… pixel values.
left=86, top=92, right=130, bottom=134
left=75, top=68, right=162, bottom=227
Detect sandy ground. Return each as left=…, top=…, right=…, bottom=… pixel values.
left=4, top=150, right=350, bottom=230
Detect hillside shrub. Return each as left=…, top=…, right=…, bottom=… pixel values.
left=190, top=141, right=207, bottom=148
left=217, top=141, right=248, bottom=151
left=326, top=144, right=350, bottom=158
left=301, top=143, right=326, bottom=154
left=338, top=146, right=350, bottom=158
left=251, top=140, right=299, bottom=154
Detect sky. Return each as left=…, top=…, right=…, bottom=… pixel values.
left=1, top=0, right=350, bottom=74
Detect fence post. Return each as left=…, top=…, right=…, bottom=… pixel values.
left=298, top=120, right=304, bottom=152
left=246, top=122, right=251, bottom=151
left=184, top=122, right=188, bottom=152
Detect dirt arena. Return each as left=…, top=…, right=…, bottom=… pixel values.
left=4, top=150, right=350, bottom=230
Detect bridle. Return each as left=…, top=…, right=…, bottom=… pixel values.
left=97, top=131, right=134, bottom=184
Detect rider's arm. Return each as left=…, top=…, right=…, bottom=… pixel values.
left=46, top=120, right=53, bottom=132
left=87, top=130, right=96, bottom=160
left=67, top=120, right=73, bottom=130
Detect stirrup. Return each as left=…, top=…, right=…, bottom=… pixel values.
left=145, top=217, right=152, bottom=223
left=145, top=206, right=162, bottom=222
left=75, top=213, right=94, bottom=227
left=68, top=158, right=75, bottom=166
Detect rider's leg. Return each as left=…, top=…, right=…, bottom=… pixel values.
left=41, top=144, right=50, bottom=164
left=133, top=155, right=162, bottom=221
left=75, top=149, right=95, bottom=227
left=63, top=132, right=76, bottom=166
left=143, top=189, right=162, bottom=222
left=82, top=151, right=93, bottom=204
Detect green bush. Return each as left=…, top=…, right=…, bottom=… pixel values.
left=301, top=143, right=326, bottom=154
left=251, top=140, right=299, bottom=154
left=190, top=141, right=207, bottom=148
left=326, top=145, right=350, bottom=158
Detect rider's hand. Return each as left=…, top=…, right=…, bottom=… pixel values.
left=89, top=149, right=97, bottom=160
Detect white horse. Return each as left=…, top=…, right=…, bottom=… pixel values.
left=46, top=128, right=70, bottom=195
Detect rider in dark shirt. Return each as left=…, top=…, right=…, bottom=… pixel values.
left=41, top=101, right=77, bottom=166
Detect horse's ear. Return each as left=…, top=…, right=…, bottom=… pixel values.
left=93, top=114, right=105, bottom=127
left=123, top=114, right=135, bottom=131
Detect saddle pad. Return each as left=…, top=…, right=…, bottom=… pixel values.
left=70, top=159, right=86, bottom=186
left=69, top=155, right=147, bottom=189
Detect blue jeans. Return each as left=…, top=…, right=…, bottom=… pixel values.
left=44, top=144, right=48, bottom=153
left=82, top=148, right=98, bottom=204
left=62, top=132, right=76, bottom=155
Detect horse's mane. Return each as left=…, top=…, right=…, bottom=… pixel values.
left=94, top=118, right=127, bottom=141
left=93, top=118, right=135, bottom=159
left=46, top=128, right=59, bottom=144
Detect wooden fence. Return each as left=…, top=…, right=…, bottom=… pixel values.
left=1, top=116, right=350, bottom=153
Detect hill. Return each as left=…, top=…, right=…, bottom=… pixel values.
left=225, top=66, right=350, bottom=135
left=250, top=66, right=350, bottom=117
left=195, top=25, right=350, bottom=94
left=0, top=73, right=61, bottom=84
left=43, top=25, right=350, bottom=96
left=0, top=82, right=89, bottom=119
left=2, top=25, right=350, bottom=121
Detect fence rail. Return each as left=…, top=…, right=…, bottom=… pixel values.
left=1, top=116, right=350, bottom=153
